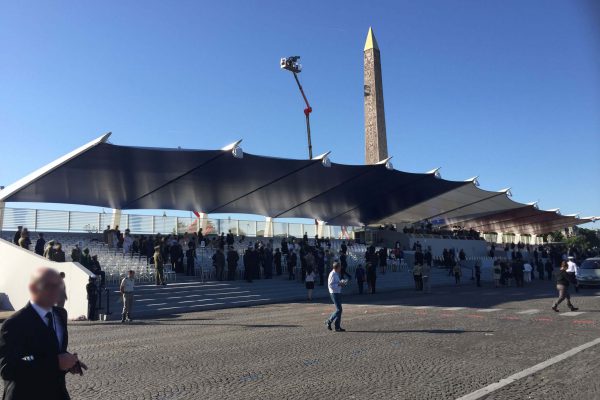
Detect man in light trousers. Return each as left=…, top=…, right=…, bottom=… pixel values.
left=120, top=270, right=135, bottom=323
left=421, top=263, right=431, bottom=293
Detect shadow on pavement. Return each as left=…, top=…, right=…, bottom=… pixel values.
left=346, top=329, right=493, bottom=334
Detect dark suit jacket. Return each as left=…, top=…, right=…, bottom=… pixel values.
left=0, top=303, right=69, bottom=400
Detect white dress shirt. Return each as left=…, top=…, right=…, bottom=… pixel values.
left=328, top=270, right=342, bottom=294
left=30, top=301, right=64, bottom=350
left=566, top=260, right=578, bottom=273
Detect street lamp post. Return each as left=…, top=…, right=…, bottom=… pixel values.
left=280, top=56, right=313, bottom=159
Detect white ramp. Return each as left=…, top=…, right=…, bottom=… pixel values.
left=0, top=238, right=93, bottom=320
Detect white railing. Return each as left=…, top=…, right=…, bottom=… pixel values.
left=0, top=206, right=357, bottom=239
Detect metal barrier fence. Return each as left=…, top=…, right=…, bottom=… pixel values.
left=0, top=207, right=357, bottom=239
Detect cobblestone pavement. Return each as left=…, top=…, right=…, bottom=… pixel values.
left=101, top=267, right=462, bottom=318
left=5, top=281, right=600, bottom=399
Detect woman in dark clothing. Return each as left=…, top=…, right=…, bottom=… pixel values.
left=552, top=261, right=578, bottom=312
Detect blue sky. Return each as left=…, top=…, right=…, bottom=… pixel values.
left=1, top=0, right=599, bottom=226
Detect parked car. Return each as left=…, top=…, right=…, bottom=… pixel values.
left=576, top=258, right=600, bottom=287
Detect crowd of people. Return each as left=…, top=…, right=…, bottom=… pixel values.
left=400, top=221, right=482, bottom=240
left=9, top=223, right=599, bottom=319
left=12, top=226, right=107, bottom=287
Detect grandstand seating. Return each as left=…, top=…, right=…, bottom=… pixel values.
left=8, top=230, right=544, bottom=290
left=2, top=232, right=408, bottom=286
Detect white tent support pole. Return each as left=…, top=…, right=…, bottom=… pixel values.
left=0, top=202, right=5, bottom=233
left=198, top=212, right=208, bottom=233
left=265, top=217, right=274, bottom=237
left=111, top=209, right=122, bottom=229
left=317, top=220, right=326, bottom=237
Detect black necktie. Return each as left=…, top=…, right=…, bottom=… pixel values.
left=45, top=311, right=60, bottom=350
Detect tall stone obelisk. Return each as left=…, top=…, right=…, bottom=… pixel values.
left=364, top=27, right=388, bottom=165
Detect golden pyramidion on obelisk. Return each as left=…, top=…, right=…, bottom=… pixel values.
left=364, top=26, right=379, bottom=51
left=364, top=27, right=388, bottom=165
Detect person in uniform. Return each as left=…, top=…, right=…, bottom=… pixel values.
left=54, top=244, right=66, bottom=263
left=34, top=233, right=46, bottom=256
left=287, top=250, right=297, bottom=281
left=274, top=248, right=282, bottom=276
left=44, top=240, right=56, bottom=260
left=185, top=244, right=196, bottom=276
left=413, top=263, right=423, bottom=291
left=421, top=262, right=432, bottom=293
left=453, top=262, right=462, bottom=285
left=79, top=248, right=92, bottom=269
left=12, top=226, right=22, bottom=246
left=226, top=246, right=239, bottom=281
left=493, top=260, right=502, bottom=287
left=263, top=247, right=273, bottom=279
left=57, top=272, right=68, bottom=309
left=474, top=263, right=482, bottom=287
left=85, top=277, right=98, bottom=321
left=102, top=225, right=111, bottom=245
left=243, top=246, right=257, bottom=283
left=153, top=246, right=166, bottom=286
left=18, top=229, right=31, bottom=250
left=355, top=264, right=366, bottom=294
left=545, top=259, right=554, bottom=281
left=213, top=248, right=226, bottom=281
left=536, top=259, right=545, bottom=280
left=119, top=270, right=135, bottom=323
left=378, top=247, right=387, bottom=274
left=70, top=245, right=81, bottom=263
left=89, top=255, right=106, bottom=287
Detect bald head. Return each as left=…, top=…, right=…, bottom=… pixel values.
left=29, top=267, right=62, bottom=308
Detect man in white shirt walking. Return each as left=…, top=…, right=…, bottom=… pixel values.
left=566, top=256, right=579, bottom=292
left=120, top=270, right=135, bottom=323
left=325, top=262, right=346, bottom=332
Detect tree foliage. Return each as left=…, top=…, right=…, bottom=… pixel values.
left=567, top=228, right=600, bottom=250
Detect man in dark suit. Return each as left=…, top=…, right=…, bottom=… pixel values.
left=0, top=268, right=86, bottom=400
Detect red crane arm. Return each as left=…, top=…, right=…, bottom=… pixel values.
left=293, top=72, right=312, bottom=116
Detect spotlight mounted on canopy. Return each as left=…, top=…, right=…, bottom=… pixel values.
left=312, top=151, right=332, bottom=168
left=222, top=139, right=244, bottom=159
left=466, top=176, right=480, bottom=187
left=426, top=167, right=442, bottom=179
left=376, top=156, right=394, bottom=170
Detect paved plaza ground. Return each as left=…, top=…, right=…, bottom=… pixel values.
left=100, top=266, right=481, bottom=318
left=8, top=277, right=598, bottom=400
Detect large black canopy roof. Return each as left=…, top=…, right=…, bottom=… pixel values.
left=0, top=133, right=594, bottom=233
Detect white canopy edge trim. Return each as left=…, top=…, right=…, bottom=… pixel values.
left=221, top=139, right=243, bottom=151
left=312, top=151, right=331, bottom=160
left=0, top=132, right=111, bottom=202
left=466, top=176, right=479, bottom=186
left=376, top=156, right=392, bottom=165
left=426, top=167, right=441, bottom=179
